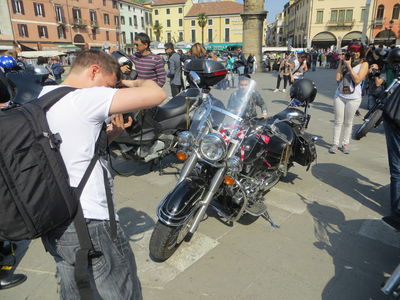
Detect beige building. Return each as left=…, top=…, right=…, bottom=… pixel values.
left=184, top=1, right=244, bottom=45
left=145, top=0, right=193, bottom=43
left=284, top=0, right=376, bottom=49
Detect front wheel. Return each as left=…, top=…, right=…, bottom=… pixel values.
left=149, top=213, right=196, bottom=262
left=355, top=109, right=383, bottom=140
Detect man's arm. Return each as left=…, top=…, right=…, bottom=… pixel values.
left=155, top=57, right=166, bottom=87
left=254, top=91, right=268, bottom=117
left=109, top=79, right=167, bottom=115
left=168, top=55, right=176, bottom=80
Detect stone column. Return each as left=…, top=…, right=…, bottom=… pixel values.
left=241, top=0, right=267, bottom=72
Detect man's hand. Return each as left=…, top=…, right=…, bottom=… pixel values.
left=106, top=114, right=133, bottom=144
left=120, top=65, right=131, bottom=74
left=261, top=114, right=268, bottom=119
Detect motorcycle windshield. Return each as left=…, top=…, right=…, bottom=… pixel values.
left=190, top=77, right=256, bottom=143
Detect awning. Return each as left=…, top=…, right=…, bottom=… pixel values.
left=0, top=45, right=14, bottom=50
left=0, top=41, right=15, bottom=51
left=342, top=32, right=362, bottom=41
left=206, top=43, right=243, bottom=50
left=18, top=50, right=66, bottom=58
left=53, top=43, right=81, bottom=52
left=312, top=32, right=336, bottom=42
left=19, top=43, right=38, bottom=51
left=37, top=43, right=60, bottom=51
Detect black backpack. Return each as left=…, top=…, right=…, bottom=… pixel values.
left=0, top=87, right=116, bottom=300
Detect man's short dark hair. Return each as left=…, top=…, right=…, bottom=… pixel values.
left=164, top=42, right=174, bottom=50
left=135, top=32, right=151, bottom=48
left=71, top=50, right=120, bottom=80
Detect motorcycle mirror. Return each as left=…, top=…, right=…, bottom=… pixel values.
left=189, top=71, right=201, bottom=85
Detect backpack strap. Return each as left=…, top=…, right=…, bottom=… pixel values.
left=36, top=86, right=77, bottom=111
left=72, top=124, right=117, bottom=300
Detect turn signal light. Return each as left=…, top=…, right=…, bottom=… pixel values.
left=176, top=151, right=188, bottom=161
left=224, top=175, right=235, bottom=186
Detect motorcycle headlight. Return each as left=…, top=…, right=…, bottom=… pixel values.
left=177, top=131, right=194, bottom=148
left=199, top=133, right=227, bottom=162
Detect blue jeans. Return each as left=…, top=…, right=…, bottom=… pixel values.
left=42, top=220, right=142, bottom=300
left=237, top=66, right=245, bottom=75
left=384, top=117, right=400, bottom=215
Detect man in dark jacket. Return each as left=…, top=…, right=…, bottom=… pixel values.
left=235, top=47, right=247, bottom=75
left=164, top=42, right=182, bottom=96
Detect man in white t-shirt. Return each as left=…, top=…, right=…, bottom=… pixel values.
left=40, top=50, right=166, bottom=299
left=291, top=53, right=308, bottom=83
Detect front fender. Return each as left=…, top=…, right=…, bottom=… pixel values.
left=157, top=177, right=206, bottom=226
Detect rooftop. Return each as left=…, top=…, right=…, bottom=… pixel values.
left=145, top=0, right=187, bottom=6
left=186, top=1, right=243, bottom=17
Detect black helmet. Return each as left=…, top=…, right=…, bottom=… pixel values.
left=388, top=47, right=400, bottom=65
left=290, top=79, right=317, bottom=104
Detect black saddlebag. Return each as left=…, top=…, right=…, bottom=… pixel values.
left=293, top=134, right=317, bottom=167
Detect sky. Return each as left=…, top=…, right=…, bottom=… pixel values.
left=265, top=0, right=288, bottom=24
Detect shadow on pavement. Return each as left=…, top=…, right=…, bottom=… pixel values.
left=109, top=152, right=181, bottom=178
left=312, top=163, right=389, bottom=215
left=302, top=198, right=398, bottom=300
left=118, top=207, right=155, bottom=242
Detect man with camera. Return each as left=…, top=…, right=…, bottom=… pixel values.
left=38, top=50, right=166, bottom=299
left=367, top=63, right=386, bottom=109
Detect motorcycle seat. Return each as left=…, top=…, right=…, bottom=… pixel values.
left=273, top=107, right=306, bottom=124
left=153, top=88, right=200, bottom=121
left=6, top=72, right=46, bottom=105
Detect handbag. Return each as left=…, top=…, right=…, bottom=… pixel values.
left=290, top=64, right=302, bottom=84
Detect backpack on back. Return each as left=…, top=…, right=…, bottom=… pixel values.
left=0, top=87, right=79, bottom=240
left=0, top=86, right=113, bottom=299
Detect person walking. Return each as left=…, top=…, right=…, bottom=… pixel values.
left=226, top=53, right=236, bottom=88
left=39, top=50, right=166, bottom=299
left=273, top=52, right=292, bottom=93
left=247, top=53, right=255, bottom=74
left=290, top=52, right=308, bottom=84
left=131, top=32, right=166, bottom=87
left=329, top=43, right=369, bottom=154
left=235, top=47, right=247, bottom=76
left=164, top=42, right=183, bottom=97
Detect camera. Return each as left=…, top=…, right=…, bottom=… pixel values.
left=371, top=68, right=381, bottom=77
left=345, top=51, right=354, bottom=60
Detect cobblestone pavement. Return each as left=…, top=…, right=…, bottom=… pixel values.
left=1, top=68, right=398, bottom=300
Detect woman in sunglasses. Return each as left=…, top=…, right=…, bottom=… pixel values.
left=329, top=43, right=369, bottom=154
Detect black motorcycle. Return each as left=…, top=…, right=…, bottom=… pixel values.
left=110, top=59, right=227, bottom=166
left=355, top=76, right=400, bottom=140
left=149, top=76, right=318, bottom=261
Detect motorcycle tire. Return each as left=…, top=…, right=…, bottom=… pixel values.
left=355, top=109, right=383, bottom=140
left=149, top=215, right=195, bottom=262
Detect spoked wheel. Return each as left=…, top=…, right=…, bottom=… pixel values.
left=355, top=109, right=383, bottom=140
left=149, top=212, right=197, bottom=262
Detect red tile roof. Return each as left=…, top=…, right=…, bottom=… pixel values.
left=186, top=1, right=243, bottom=17
left=147, top=0, right=187, bottom=6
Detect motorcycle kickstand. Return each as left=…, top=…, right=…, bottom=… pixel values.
left=261, top=210, right=280, bottom=228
